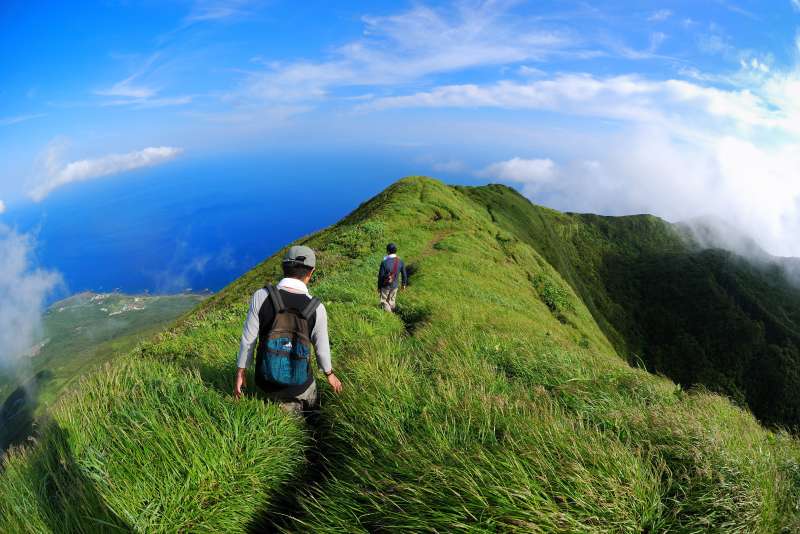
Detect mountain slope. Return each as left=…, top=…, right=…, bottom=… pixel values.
left=0, top=292, right=206, bottom=455
left=463, top=184, right=800, bottom=428
left=1, top=177, right=798, bottom=532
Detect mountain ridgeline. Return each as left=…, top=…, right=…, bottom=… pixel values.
left=1, top=177, right=799, bottom=532
left=466, top=185, right=800, bottom=429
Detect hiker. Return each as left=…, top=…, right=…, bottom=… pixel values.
left=377, top=243, right=408, bottom=312
left=234, top=245, right=342, bottom=413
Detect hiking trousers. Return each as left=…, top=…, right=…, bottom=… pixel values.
left=263, top=380, right=320, bottom=415
left=380, top=287, right=398, bottom=312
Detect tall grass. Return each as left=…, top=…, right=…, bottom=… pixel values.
left=1, top=176, right=799, bottom=532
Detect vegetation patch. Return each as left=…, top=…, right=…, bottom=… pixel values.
left=1, top=177, right=799, bottom=532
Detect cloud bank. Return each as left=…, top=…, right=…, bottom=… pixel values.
left=30, top=145, right=183, bottom=202
left=0, top=226, right=61, bottom=370
left=371, top=70, right=800, bottom=257
left=0, top=201, right=5, bottom=215
left=479, top=158, right=557, bottom=192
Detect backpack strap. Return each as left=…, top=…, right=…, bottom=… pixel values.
left=391, top=257, right=400, bottom=279
left=265, top=285, right=286, bottom=313
left=300, top=297, right=321, bottom=321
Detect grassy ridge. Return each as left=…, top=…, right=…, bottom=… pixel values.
left=1, top=177, right=799, bottom=532
left=464, top=184, right=800, bottom=429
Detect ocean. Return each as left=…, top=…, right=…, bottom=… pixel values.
left=6, top=149, right=425, bottom=299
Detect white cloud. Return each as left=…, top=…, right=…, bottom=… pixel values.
left=479, top=158, right=557, bottom=194
left=375, top=62, right=800, bottom=256
left=184, top=0, right=257, bottom=23
left=0, top=201, right=5, bottom=214
left=30, top=145, right=183, bottom=202
left=497, top=129, right=800, bottom=256
left=232, top=2, right=576, bottom=105
left=518, top=65, right=546, bottom=77
left=100, top=95, right=194, bottom=109
left=0, top=225, right=61, bottom=369
left=794, top=0, right=800, bottom=12
left=95, top=75, right=156, bottom=99
left=363, top=73, right=790, bottom=137
left=95, top=54, right=191, bottom=108
left=648, top=9, right=672, bottom=22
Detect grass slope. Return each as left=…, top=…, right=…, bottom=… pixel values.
left=0, top=292, right=206, bottom=454
left=1, top=177, right=799, bottom=532
left=463, top=184, right=800, bottom=429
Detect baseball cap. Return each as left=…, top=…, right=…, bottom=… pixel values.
left=283, top=245, right=316, bottom=268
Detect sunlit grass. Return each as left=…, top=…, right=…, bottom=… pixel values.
left=1, top=176, right=798, bottom=532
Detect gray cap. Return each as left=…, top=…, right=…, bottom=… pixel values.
left=283, top=245, right=316, bottom=268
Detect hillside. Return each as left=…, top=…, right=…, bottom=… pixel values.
left=465, top=185, right=800, bottom=429
left=1, top=177, right=799, bottom=532
left=0, top=292, right=207, bottom=453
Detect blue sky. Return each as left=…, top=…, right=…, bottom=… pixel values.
left=3, top=0, right=800, bottom=254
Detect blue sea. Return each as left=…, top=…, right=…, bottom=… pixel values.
left=6, top=148, right=441, bottom=299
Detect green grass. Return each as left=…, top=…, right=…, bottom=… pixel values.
left=0, top=293, right=206, bottom=454
left=1, top=177, right=799, bottom=532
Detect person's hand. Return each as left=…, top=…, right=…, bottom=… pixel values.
left=326, top=372, right=342, bottom=393
left=234, top=368, right=246, bottom=400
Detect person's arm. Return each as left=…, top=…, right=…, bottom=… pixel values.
left=310, top=303, right=342, bottom=393
left=234, top=289, right=266, bottom=399
left=401, top=259, right=408, bottom=288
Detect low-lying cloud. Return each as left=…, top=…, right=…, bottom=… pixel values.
left=479, top=158, right=557, bottom=192
left=0, top=226, right=61, bottom=371
left=482, top=126, right=800, bottom=256
left=374, top=70, right=800, bottom=257
left=30, top=145, right=183, bottom=202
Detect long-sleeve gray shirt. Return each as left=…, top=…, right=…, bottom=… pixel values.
left=237, top=278, right=332, bottom=373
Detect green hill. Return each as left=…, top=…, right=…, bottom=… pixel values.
left=1, top=177, right=798, bottom=532
left=0, top=292, right=207, bottom=454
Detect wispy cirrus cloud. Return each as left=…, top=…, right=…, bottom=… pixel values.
left=647, top=9, right=672, bottom=22
left=0, top=113, right=46, bottom=127
left=30, top=142, right=183, bottom=202
left=184, top=0, right=258, bottom=23
left=232, top=1, right=578, bottom=107
left=157, top=0, right=261, bottom=43
left=95, top=75, right=156, bottom=99
left=94, top=53, right=192, bottom=108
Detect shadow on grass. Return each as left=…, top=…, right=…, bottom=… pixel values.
left=22, top=424, right=131, bottom=533
left=0, top=370, right=53, bottom=455
left=245, top=408, right=333, bottom=533
left=395, top=303, right=432, bottom=336
left=184, top=359, right=325, bottom=532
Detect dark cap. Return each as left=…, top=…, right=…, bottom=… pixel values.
left=283, top=245, right=316, bottom=268
left=386, top=243, right=397, bottom=254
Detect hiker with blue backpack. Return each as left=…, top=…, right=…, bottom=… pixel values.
left=378, top=243, right=408, bottom=312
left=234, top=245, right=342, bottom=413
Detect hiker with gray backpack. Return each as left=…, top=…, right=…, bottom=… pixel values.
left=377, top=243, right=408, bottom=312
left=234, top=245, right=342, bottom=413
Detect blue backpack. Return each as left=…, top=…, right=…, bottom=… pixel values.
left=256, top=285, right=320, bottom=387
